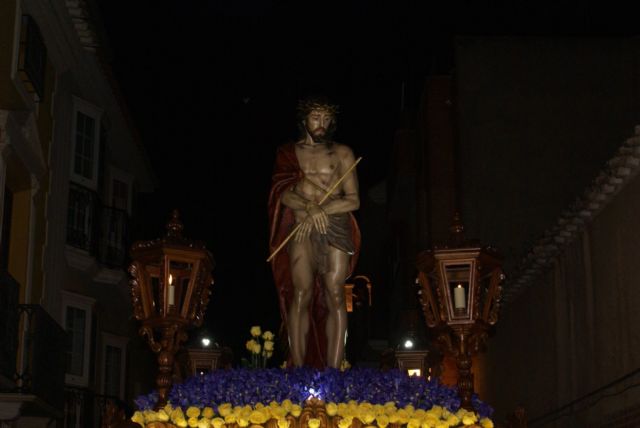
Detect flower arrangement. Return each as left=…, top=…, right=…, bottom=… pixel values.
left=133, top=368, right=494, bottom=428
left=244, top=326, right=275, bottom=368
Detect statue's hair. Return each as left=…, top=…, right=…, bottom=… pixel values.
left=296, top=96, right=339, bottom=122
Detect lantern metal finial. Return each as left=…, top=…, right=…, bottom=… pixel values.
left=165, top=209, right=184, bottom=238
left=449, top=212, right=465, bottom=246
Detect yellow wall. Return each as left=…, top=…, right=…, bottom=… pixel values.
left=30, top=59, right=55, bottom=303
left=8, top=188, right=30, bottom=303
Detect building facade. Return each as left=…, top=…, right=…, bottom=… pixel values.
left=0, top=0, right=154, bottom=426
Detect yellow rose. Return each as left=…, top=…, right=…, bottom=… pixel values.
left=422, top=416, right=438, bottom=428
left=262, top=331, right=275, bottom=341
left=337, top=403, right=348, bottom=415
left=164, top=404, right=174, bottom=414
left=277, top=418, right=290, bottom=428
left=462, top=413, right=477, bottom=425
left=186, top=406, right=201, bottom=418
left=157, top=410, right=170, bottom=421
left=218, top=404, right=232, bottom=417
left=396, top=409, right=409, bottom=424
left=407, top=418, right=421, bottom=428
left=375, top=414, right=389, bottom=428
left=237, top=416, right=250, bottom=427
left=246, top=339, right=258, bottom=352
left=131, top=411, right=145, bottom=426
left=326, top=402, right=338, bottom=416
left=211, top=417, right=225, bottom=428
left=360, top=411, right=376, bottom=425
left=446, top=414, right=460, bottom=426
left=480, top=418, right=494, bottom=428
left=249, top=409, right=269, bottom=424
left=171, top=407, right=186, bottom=422
left=250, top=326, right=262, bottom=337
left=202, top=407, right=215, bottom=419
left=290, top=404, right=302, bottom=417
left=434, top=423, right=447, bottom=428
left=281, top=399, right=293, bottom=412
left=337, top=416, right=353, bottom=428
left=198, top=418, right=211, bottom=428
left=188, top=416, right=199, bottom=427
left=224, top=413, right=237, bottom=424
left=175, top=417, right=188, bottom=428
left=264, top=341, right=275, bottom=351
left=143, top=410, right=158, bottom=422
left=428, top=406, right=443, bottom=419
left=253, top=343, right=262, bottom=354
left=308, top=418, right=321, bottom=428
left=271, top=406, right=287, bottom=419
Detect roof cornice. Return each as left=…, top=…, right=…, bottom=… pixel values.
left=504, top=126, right=640, bottom=303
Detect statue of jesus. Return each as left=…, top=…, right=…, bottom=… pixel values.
left=268, top=96, right=361, bottom=368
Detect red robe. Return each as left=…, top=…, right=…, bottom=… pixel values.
left=268, top=142, right=361, bottom=368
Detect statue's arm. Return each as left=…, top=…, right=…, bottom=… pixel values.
left=321, top=146, right=360, bottom=215
left=281, top=187, right=308, bottom=211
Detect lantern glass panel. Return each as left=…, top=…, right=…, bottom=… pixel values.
left=150, top=275, right=161, bottom=315
left=445, top=264, right=470, bottom=317
left=169, top=260, right=193, bottom=314
left=478, top=272, right=492, bottom=315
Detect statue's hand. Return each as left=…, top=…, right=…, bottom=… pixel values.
left=295, top=216, right=313, bottom=242
left=306, top=202, right=328, bottom=235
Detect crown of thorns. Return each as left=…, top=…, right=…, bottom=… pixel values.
left=297, top=98, right=340, bottom=117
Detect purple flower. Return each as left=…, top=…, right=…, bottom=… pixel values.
left=134, top=367, right=493, bottom=418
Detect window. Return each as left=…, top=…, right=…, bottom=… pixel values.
left=61, top=291, right=94, bottom=387
left=18, top=15, right=47, bottom=101
left=66, top=182, right=98, bottom=252
left=101, top=334, right=127, bottom=399
left=108, top=167, right=133, bottom=214
left=70, top=97, right=102, bottom=190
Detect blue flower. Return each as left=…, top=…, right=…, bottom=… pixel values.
left=134, top=367, right=493, bottom=418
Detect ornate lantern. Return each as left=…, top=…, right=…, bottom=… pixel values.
left=416, top=214, right=503, bottom=409
left=395, top=349, right=430, bottom=378
left=129, top=210, right=215, bottom=406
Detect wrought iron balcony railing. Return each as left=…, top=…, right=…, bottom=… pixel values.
left=67, top=182, right=130, bottom=269
left=0, top=272, right=19, bottom=386
left=0, top=304, right=67, bottom=412
left=64, top=387, right=131, bottom=428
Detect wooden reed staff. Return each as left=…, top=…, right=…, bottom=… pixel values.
left=267, top=157, right=362, bottom=263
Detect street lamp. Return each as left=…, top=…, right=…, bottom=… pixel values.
left=416, top=214, right=504, bottom=409
left=128, top=210, right=215, bottom=407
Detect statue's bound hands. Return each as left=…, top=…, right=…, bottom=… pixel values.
left=306, top=201, right=328, bottom=235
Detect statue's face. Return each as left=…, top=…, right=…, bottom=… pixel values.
left=304, top=109, right=334, bottom=141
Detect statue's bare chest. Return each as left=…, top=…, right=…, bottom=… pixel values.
left=295, top=144, right=340, bottom=187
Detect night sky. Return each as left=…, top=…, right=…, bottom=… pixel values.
left=95, top=1, right=636, bottom=356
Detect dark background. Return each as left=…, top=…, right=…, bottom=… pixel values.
left=95, top=1, right=637, bottom=359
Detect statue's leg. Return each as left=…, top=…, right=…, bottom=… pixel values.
left=288, top=239, right=315, bottom=366
left=323, top=246, right=350, bottom=368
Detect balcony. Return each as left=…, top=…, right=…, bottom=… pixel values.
left=64, top=387, right=132, bottom=428
left=0, top=272, right=19, bottom=389
left=66, top=182, right=130, bottom=271
left=0, top=299, right=66, bottom=421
